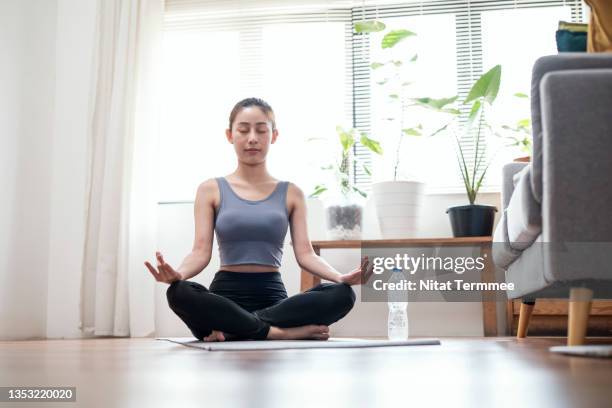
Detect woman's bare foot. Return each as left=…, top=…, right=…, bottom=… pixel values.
left=266, top=325, right=329, bottom=340
left=203, top=330, right=226, bottom=342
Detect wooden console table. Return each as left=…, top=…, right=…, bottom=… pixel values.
left=295, top=236, right=502, bottom=336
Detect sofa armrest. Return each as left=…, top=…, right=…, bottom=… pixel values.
left=541, top=69, right=612, bottom=242
left=501, top=162, right=529, bottom=210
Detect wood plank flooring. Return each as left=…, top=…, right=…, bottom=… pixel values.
left=1, top=337, right=612, bottom=408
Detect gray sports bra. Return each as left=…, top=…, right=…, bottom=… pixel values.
left=214, top=177, right=290, bottom=268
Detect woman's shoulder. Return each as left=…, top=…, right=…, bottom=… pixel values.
left=198, top=177, right=221, bottom=191
left=285, top=180, right=305, bottom=199
left=196, top=178, right=222, bottom=203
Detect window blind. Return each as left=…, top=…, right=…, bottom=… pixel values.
left=163, top=2, right=355, bottom=115
left=162, top=1, right=358, bottom=201
left=350, top=0, right=585, bottom=193
left=164, top=0, right=586, bottom=195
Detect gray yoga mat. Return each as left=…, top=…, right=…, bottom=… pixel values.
left=157, top=337, right=441, bottom=351
left=549, top=345, right=612, bottom=358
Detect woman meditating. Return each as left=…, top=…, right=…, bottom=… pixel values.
left=144, top=97, right=371, bottom=342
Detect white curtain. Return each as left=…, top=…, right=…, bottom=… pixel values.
left=80, top=0, right=163, bottom=337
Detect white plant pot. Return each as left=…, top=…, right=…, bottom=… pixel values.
left=322, top=190, right=364, bottom=240
left=372, top=181, right=425, bottom=238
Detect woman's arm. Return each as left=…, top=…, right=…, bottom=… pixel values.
left=176, top=179, right=217, bottom=280
left=287, top=182, right=345, bottom=283
left=145, top=180, right=216, bottom=283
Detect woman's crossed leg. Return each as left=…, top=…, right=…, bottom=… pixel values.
left=166, top=280, right=356, bottom=341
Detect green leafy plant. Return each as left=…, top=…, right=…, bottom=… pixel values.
left=412, top=65, right=503, bottom=204
left=355, top=19, right=422, bottom=181
left=498, top=92, right=532, bottom=156
left=309, top=126, right=383, bottom=199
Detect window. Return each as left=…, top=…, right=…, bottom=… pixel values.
left=262, top=22, right=350, bottom=195
left=160, top=30, right=241, bottom=202
left=351, top=0, right=584, bottom=193
left=160, top=0, right=586, bottom=202
left=367, top=14, right=458, bottom=188
left=481, top=6, right=575, bottom=187
left=160, top=4, right=351, bottom=202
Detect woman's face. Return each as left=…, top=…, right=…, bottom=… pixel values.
left=226, top=106, right=278, bottom=165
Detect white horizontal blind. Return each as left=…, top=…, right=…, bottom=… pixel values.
left=350, top=0, right=585, bottom=193
left=163, top=0, right=585, bottom=199
left=162, top=0, right=356, bottom=202
left=351, top=5, right=373, bottom=190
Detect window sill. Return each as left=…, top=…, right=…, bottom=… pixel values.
left=424, top=185, right=502, bottom=195
left=157, top=185, right=503, bottom=205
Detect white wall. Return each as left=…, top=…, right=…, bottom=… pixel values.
left=155, top=191, right=503, bottom=338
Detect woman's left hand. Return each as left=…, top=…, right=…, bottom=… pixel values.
left=338, top=256, right=373, bottom=286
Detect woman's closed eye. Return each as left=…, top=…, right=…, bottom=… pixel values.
left=238, top=128, right=268, bottom=135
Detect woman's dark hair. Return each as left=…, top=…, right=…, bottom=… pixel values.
left=228, top=97, right=276, bottom=131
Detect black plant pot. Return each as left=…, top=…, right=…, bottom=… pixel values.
left=446, top=204, right=497, bottom=237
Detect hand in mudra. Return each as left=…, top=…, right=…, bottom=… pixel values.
left=338, top=256, right=374, bottom=286
left=145, top=251, right=183, bottom=284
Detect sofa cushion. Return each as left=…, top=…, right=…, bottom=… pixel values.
left=492, top=212, right=522, bottom=270
left=556, top=29, right=587, bottom=52
left=556, top=21, right=588, bottom=53
left=512, top=164, right=530, bottom=188
left=506, top=166, right=542, bottom=251
left=501, top=162, right=528, bottom=210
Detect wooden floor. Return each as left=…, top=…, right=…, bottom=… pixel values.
left=1, top=337, right=612, bottom=408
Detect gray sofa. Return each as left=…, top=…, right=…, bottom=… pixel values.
left=492, top=53, right=612, bottom=345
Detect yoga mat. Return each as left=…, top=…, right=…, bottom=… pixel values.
left=157, top=337, right=441, bottom=351
left=549, top=345, right=612, bottom=358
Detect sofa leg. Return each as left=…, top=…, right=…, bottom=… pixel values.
left=568, top=287, right=593, bottom=346
left=516, top=299, right=535, bottom=339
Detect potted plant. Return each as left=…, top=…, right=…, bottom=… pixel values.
left=355, top=20, right=426, bottom=239
left=499, top=92, right=532, bottom=162
left=309, top=126, right=383, bottom=240
left=413, top=65, right=503, bottom=237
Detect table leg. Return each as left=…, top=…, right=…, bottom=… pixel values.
left=481, top=243, right=498, bottom=337
left=300, top=245, right=322, bottom=292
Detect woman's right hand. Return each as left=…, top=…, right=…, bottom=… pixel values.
left=144, top=251, right=183, bottom=284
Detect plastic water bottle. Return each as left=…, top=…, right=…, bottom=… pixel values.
left=387, top=267, right=408, bottom=341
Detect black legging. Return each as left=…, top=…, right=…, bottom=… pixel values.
left=166, top=270, right=356, bottom=340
